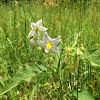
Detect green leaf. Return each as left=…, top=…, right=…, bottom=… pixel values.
left=82, top=49, right=100, bottom=67
left=72, top=84, right=95, bottom=100
left=90, top=61, right=100, bottom=67
left=0, top=64, right=36, bottom=96
left=37, top=61, right=47, bottom=72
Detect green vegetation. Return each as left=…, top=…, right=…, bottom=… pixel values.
left=0, top=0, right=100, bottom=99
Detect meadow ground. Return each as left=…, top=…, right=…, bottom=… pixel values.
left=0, top=0, right=100, bottom=100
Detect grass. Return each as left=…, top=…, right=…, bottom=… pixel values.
left=0, top=0, right=100, bottom=100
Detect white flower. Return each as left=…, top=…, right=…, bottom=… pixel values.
left=38, top=32, right=60, bottom=53
left=28, top=19, right=48, bottom=38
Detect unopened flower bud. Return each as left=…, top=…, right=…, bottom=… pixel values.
left=30, top=39, right=35, bottom=46
left=37, top=47, right=42, bottom=50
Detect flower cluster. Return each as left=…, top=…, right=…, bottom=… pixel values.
left=28, top=19, right=60, bottom=53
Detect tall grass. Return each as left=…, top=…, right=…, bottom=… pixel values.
left=0, top=0, right=100, bottom=99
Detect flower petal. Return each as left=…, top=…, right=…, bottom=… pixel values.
left=43, top=32, right=51, bottom=43
left=39, top=27, right=48, bottom=32
left=51, top=46, right=59, bottom=52
left=51, top=36, right=60, bottom=45
left=28, top=30, right=35, bottom=38
left=31, top=22, right=36, bottom=29
left=44, top=47, right=50, bottom=53
left=37, top=41, right=45, bottom=47
left=36, top=19, right=42, bottom=27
